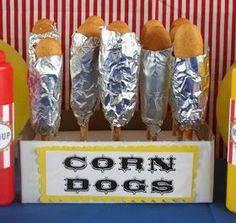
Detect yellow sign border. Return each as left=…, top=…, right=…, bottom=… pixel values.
left=37, top=145, right=199, bottom=203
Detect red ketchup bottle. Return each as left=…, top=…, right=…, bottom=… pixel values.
left=0, top=51, right=14, bottom=205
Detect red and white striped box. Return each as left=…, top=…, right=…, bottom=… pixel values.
left=228, top=99, right=236, bottom=165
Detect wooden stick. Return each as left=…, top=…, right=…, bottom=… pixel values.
left=80, top=125, right=88, bottom=141
left=147, top=129, right=151, bottom=140
left=172, top=121, right=177, bottom=136
left=41, top=135, right=50, bottom=141
left=112, top=127, right=121, bottom=141
left=147, top=129, right=157, bottom=141
left=176, top=124, right=183, bottom=141
left=183, top=129, right=193, bottom=141
left=150, top=135, right=157, bottom=141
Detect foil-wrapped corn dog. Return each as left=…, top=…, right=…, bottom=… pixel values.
left=70, top=16, right=104, bottom=141
left=98, top=21, right=141, bottom=141
left=28, top=19, right=63, bottom=140
left=171, top=22, right=210, bottom=141
left=140, top=21, right=172, bottom=141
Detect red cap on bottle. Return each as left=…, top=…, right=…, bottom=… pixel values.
left=0, top=51, right=13, bottom=104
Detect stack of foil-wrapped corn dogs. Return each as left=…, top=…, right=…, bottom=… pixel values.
left=27, top=16, right=209, bottom=142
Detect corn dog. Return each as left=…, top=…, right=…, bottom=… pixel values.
left=141, top=24, right=171, bottom=140
left=173, top=23, right=204, bottom=140
left=75, top=20, right=102, bottom=141
left=78, top=22, right=101, bottom=38
left=170, top=18, right=190, bottom=42
left=107, top=21, right=130, bottom=141
left=85, top=16, right=105, bottom=26
left=142, top=25, right=172, bottom=51
left=141, top=20, right=164, bottom=42
left=107, top=21, right=131, bottom=33
left=34, top=38, right=62, bottom=140
left=32, top=18, right=54, bottom=34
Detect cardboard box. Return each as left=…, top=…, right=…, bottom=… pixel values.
left=20, top=111, right=214, bottom=203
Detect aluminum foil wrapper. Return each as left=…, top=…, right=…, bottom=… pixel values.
left=28, top=22, right=62, bottom=136
left=70, top=32, right=100, bottom=127
left=28, top=56, right=63, bottom=136
left=171, top=54, right=209, bottom=130
left=140, top=48, right=171, bottom=136
left=98, top=28, right=141, bottom=128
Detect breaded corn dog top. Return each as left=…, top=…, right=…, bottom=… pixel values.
left=85, top=16, right=105, bottom=26
left=170, top=18, right=190, bottom=42
left=173, top=23, right=203, bottom=58
left=141, top=20, right=164, bottom=42
left=170, top=18, right=190, bottom=30
left=35, top=38, right=62, bottom=58
left=107, top=21, right=131, bottom=33
left=32, top=18, right=55, bottom=34
left=77, top=22, right=101, bottom=37
left=142, top=25, right=172, bottom=51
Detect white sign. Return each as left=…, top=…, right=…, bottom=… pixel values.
left=0, top=123, right=12, bottom=150
left=38, top=146, right=199, bottom=202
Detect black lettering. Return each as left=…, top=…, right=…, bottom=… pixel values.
left=149, top=156, right=176, bottom=173
left=120, top=157, right=144, bottom=172
left=151, top=179, right=173, bottom=195
left=123, top=179, right=146, bottom=194
left=63, top=156, right=87, bottom=171
left=95, top=179, right=118, bottom=194
left=65, top=178, right=89, bottom=193
left=91, top=157, right=114, bottom=172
